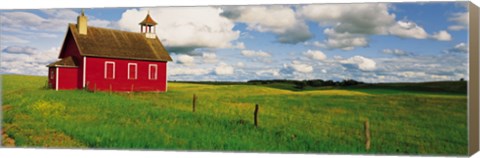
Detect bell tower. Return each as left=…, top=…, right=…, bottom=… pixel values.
left=77, top=9, right=88, bottom=35
left=139, top=11, right=157, bottom=39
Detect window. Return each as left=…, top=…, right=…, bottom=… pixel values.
left=50, top=70, right=54, bottom=79
left=148, top=64, right=158, bottom=80
left=128, top=63, right=137, bottom=80
left=104, top=61, right=115, bottom=79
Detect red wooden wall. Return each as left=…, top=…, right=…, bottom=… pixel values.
left=58, top=30, right=84, bottom=89
left=84, top=57, right=167, bottom=92
left=58, top=67, right=79, bottom=90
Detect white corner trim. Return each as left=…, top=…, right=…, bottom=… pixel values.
left=104, top=61, right=115, bottom=79
left=148, top=64, right=158, bottom=80
left=55, top=67, right=59, bottom=91
left=83, top=56, right=86, bottom=88
left=127, top=63, right=138, bottom=80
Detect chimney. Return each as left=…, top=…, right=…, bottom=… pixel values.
left=77, top=9, right=88, bottom=35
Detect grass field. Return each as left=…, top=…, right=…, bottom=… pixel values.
left=1, top=74, right=468, bottom=155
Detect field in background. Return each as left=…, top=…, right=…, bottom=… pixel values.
left=1, top=75, right=468, bottom=155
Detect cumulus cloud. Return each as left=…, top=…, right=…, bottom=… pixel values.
left=0, top=35, right=30, bottom=44
left=299, top=3, right=395, bottom=34
left=317, top=28, right=369, bottom=50
left=431, top=30, right=452, bottom=41
left=281, top=60, right=313, bottom=74
left=388, top=21, right=428, bottom=39
left=1, top=47, right=59, bottom=76
left=303, top=50, right=326, bottom=61
left=215, top=62, right=234, bottom=75
left=202, top=53, right=218, bottom=63
left=221, top=5, right=312, bottom=44
left=241, top=50, right=271, bottom=58
left=2, top=46, right=38, bottom=55
left=340, top=56, right=376, bottom=71
left=169, top=67, right=211, bottom=76
left=382, top=49, right=412, bottom=56
left=176, top=54, right=195, bottom=65
left=445, top=42, right=468, bottom=53
left=299, top=3, right=451, bottom=50
left=0, top=9, right=112, bottom=33
left=448, top=12, right=468, bottom=31
left=117, top=7, right=240, bottom=53
left=255, top=69, right=280, bottom=77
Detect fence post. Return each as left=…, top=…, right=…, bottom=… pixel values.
left=254, top=104, right=259, bottom=127
left=364, top=120, right=371, bottom=151
left=192, top=94, right=197, bottom=112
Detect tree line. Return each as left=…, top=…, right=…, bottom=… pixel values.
left=247, top=79, right=364, bottom=89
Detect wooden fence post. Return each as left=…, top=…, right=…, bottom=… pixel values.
left=192, top=94, right=197, bottom=112
left=364, top=120, right=371, bottom=151
left=254, top=104, right=259, bottom=127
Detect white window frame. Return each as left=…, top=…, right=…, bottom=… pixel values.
left=127, top=63, right=138, bottom=80
left=104, top=61, right=115, bottom=79
left=148, top=64, right=158, bottom=80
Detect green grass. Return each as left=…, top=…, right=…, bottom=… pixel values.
left=1, top=74, right=468, bottom=155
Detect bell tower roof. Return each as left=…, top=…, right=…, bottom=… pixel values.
left=139, top=11, right=157, bottom=26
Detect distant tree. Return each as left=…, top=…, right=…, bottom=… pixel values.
left=460, top=78, right=465, bottom=81
left=294, top=81, right=307, bottom=89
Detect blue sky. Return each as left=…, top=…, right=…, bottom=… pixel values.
left=0, top=2, right=470, bottom=82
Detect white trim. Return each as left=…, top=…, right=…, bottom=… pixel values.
left=104, top=61, right=115, bottom=79
left=55, top=67, right=59, bottom=91
left=127, top=63, right=138, bottom=80
left=148, top=64, right=158, bottom=80
left=82, top=56, right=86, bottom=88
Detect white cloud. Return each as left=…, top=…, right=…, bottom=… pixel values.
left=236, top=62, right=245, bottom=67
left=215, top=62, right=234, bottom=75
left=299, top=3, right=395, bottom=34
left=445, top=42, right=468, bottom=53
left=340, top=56, right=376, bottom=71
left=303, top=50, right=326, bottom=61
left=233, top=42, right=246, bottom=49
left=388, top=21, right=428, bottom=39
left=117, top=7, right=240, bottom=52
left=1, top=47, right=59, bottom=76
left=0, top=35, right=29, bottom=44
left=300, top=4, right=448, bottom=50
left=169, top=67, right=211, bottom=76
left=318, top=28, right=369, bottom=50
left=202, top=53, right=217, bottom=63
left=448, top=12, right=468, bottom=31
left=255, top=69, right=280, bottom=77
left=241, top=50, right=271, bottom=58
left=176, top=54, right=195, bottom=65
left=281, top=60, right=313, bottom=74
left=0, top=9, right=111, bottom=33
left=431, top=30, right=452, bottom=41
left=221, top=5, right=312, bottom=44
left=382, top=49, right=411, bottom=56
left=2, top=46, right=38, bottom=55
